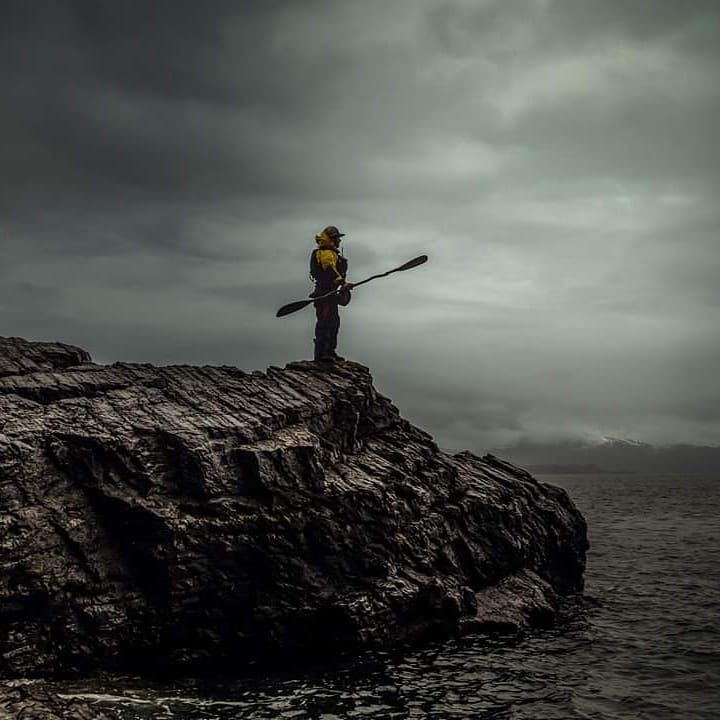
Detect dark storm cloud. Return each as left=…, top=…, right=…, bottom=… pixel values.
left=1, top=0, right=350, bottom=214
left=1, top=0, right=719, bottom=448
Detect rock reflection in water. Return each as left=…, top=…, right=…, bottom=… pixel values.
left=57, top=625, right=593, bottom=719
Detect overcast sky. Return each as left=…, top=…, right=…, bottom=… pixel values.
left=1, top=0, right=719, bottom=450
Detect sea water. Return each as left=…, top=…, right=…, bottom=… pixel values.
left=54, top=473, right=720, bottom=719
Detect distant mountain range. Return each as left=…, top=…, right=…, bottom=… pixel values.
left=486, top=437, right=720, bottom=474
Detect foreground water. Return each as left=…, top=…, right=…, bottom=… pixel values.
left=53, top=473, right=719, bottom=719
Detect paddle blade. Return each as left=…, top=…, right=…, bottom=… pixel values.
left=394, top=254, right=428, bottom=273
left=276, top=298, right=313, bottom=317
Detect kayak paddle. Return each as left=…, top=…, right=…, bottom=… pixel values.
left=276, top=254, right=428, bottom=317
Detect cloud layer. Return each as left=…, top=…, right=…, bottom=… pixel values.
left=2, top=0, right=719, bottom=449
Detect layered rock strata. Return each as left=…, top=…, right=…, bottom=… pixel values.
left=0, top=336, right=587, bottom=678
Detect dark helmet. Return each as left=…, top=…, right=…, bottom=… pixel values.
left=322, top=225, right=345, bottom=240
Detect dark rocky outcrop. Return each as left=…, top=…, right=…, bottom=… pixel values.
left=0, top=683, right=114, bottom=719
left=0, top=336, right=588, bottom=680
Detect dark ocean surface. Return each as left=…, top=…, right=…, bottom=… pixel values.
left=53, top=473, right=720, bottom=719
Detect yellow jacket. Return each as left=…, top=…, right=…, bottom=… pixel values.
left=313, top=230, right=345, bottom=285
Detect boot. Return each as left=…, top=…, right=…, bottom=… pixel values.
left=327, top=339, right=344, bottom=361
left=314, top=340, right=334, bottom=363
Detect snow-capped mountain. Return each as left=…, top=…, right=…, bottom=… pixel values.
left=488, top=438, right=720, bottom=474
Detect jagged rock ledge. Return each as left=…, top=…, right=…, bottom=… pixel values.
left=0, top=336, right=588, bottom=681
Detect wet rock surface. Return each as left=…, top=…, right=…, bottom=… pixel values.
left=0, top=336, right=588, bottom=682
left=0, top=682, right=114, bottom=719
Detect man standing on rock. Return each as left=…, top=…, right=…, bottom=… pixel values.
left=309, top=225, right=352, bottom=362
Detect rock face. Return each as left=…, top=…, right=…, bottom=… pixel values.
left=0, top=683, right=114, bottom=720
left=0, top=336, right=588, bottom=678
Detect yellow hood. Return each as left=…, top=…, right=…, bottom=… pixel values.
left=315, top=230, right=338, bottom=249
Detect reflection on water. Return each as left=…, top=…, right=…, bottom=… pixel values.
left=58, top=627, right=596, bottom=719
left=55, top=474, right=719, bottom=719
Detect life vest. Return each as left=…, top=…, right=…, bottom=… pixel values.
left=309, top=248, right=348, bottom=288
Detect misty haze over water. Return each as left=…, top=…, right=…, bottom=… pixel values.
left=490, top=439, right=720, bottom=474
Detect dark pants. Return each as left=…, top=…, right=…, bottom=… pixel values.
left=314, top=298, right=340, bottom=360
